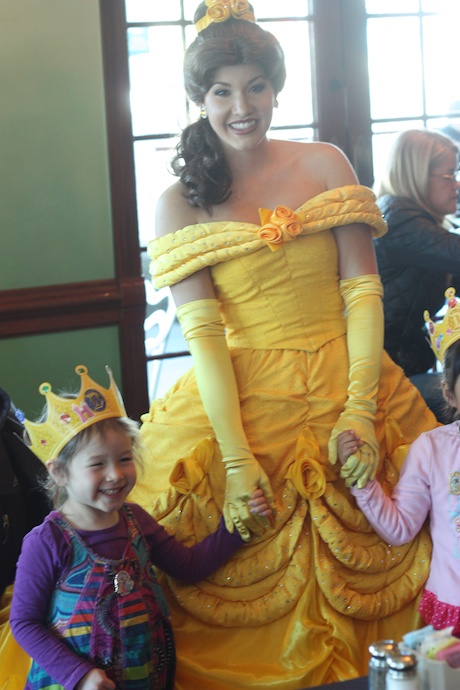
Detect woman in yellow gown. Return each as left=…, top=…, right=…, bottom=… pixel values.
left=129, top=3, right=438, bottom=688
left=0, top=2, right=436, bottom=688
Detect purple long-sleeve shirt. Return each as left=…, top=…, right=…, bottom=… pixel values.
left=10, top=502, right=243, bottom=689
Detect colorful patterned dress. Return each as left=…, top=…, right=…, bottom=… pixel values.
left=130, top=186, right=438, bottom=689
left=27, top=506, right=175, bottom=690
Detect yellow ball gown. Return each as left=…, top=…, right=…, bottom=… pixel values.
left=131, top=186, right=436, bottom=689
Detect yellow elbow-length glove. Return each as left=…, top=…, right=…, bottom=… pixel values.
left=176, top=298, right=275, bottom=541
left=327, top=274, right=384, bottom=489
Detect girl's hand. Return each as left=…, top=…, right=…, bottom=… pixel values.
left=248, top=488, right=275, bottom=527
left=337, top=429, right=362, bottom=466
left=75, top=669, right=116, bottom=690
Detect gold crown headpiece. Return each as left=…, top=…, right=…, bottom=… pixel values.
left=424, top=287, right=460, bottom=363
left=195, top=0, right=255, bottom=34
left=24, top=365, right=127, bottom=463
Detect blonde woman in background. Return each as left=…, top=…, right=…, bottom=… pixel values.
left=374, top=129, right=460, bottom=382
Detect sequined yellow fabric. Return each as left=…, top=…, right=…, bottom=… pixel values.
left=126, top=185, right=438, bottom=689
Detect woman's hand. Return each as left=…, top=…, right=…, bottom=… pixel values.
left=329, top=414, right=379, bottom=488
left=223, top=457, right=275, bottom=541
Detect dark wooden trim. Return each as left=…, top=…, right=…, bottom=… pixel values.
left=340, top=0, right=373, bottom=186
left=99, top=0, right=150, bottom=420
left=99, top=0, right=140, bottom=279
left=309, top=0, right=373, bottom=184
left=0, top=280, right=119, bottom=337
left=310, top=0, right=347, bottom=151
left=0, top=277, right=146, bottom=338
left=0, top=274, right=147, bottom=420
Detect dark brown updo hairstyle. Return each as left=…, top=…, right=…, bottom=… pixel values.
left=442, top=339, right=460, bottom=422
left=171, top=1, right=286, bottom=211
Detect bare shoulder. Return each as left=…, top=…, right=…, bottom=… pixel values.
left=270, top=141, right=358, bottom=198
left=155, top=181, right=199, bottom=238
left=303, top=142, right=358, bottom=182
left=275, top=139, right=345, bottom=162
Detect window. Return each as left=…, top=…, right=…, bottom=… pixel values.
left=366, top=0, right=460, bottom=180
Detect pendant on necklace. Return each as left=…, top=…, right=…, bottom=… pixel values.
left=113, top=569, right=134, bottom=596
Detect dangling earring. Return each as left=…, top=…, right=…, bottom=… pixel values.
left=274, top=98, right=279, bottom=108
left=200, top=105, right=207, bottom=120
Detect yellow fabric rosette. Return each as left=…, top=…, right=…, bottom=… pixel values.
left=206, top=0, right=231, bottom=22
left=229, top=0, right=251, bottom=19
left=258, top=205, right=303, bottom=252
left=285, top=427, right=336, bottom=499
left=169, top=437, right=214, bottom=495
left=196, top=0, right=255, bottom=33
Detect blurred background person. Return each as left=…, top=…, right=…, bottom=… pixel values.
left=374, top=129, right=460, bottom=419
left=440, top=99, right=460, bottom=218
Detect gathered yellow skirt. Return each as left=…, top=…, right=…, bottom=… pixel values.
left=129, top=343, right=436, bottom=689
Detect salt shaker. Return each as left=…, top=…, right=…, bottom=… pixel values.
left=386, top=652, right=419, bottom=690
left=368, top=640, right=398, bottom=690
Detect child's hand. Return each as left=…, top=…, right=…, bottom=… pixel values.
left=75, top=669, right=116, bottom=690
left=337, top=430, right=362, bottom=466
left=248, top=488, right=275, bottom=527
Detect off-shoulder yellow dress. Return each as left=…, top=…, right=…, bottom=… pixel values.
left=0, top=187, right=435, bottom=690
left=130, top=186, right=437, bottom=689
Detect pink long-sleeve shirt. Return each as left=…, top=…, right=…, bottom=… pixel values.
left=351, top=422, right=460, bottom=606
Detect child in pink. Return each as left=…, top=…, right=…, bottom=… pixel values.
left=338, top=289, right=460, bottom=635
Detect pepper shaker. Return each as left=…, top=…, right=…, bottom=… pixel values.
left=368, top=640, right=398, bottom=690
left=386, top=652, right=419, bottom=690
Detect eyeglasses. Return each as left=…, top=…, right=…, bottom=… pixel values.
left=430, top=171, right=460, bottom=183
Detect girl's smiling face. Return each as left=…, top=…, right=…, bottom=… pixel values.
left=50, top=426, right=137, bottom=528
left=204, top=63, right=276, bottom=154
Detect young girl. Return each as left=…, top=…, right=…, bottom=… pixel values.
left=10, top=365, right=270, bottom=690
left=339, top=288, right=460, bottom=634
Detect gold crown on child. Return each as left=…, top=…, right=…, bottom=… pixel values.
left=195, top=0, right=255, bottom=34
left=24, top=365, right=127, bottom=463
left=424, top=288, right=460, bottom=363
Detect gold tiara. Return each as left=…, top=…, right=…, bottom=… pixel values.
left=24, top=365, right=127, bottom=463
left=424, top=287, right=460, bottom=363
left=195, top=0, right=255, bottom=34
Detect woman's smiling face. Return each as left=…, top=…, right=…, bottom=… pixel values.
left=204, top=63, right=276, bottom=154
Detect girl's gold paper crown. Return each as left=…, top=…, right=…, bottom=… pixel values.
left=424, top=287, right=460, bottom=363
left=24, top=365, right=127, bottom=463
left=195, top=0, right=255, bottom=34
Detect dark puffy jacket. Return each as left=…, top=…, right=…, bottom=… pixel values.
left=375, top=194, right=460, bottom=376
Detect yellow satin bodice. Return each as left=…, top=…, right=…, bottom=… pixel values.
left=149, top=185, right=386, bottom=352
